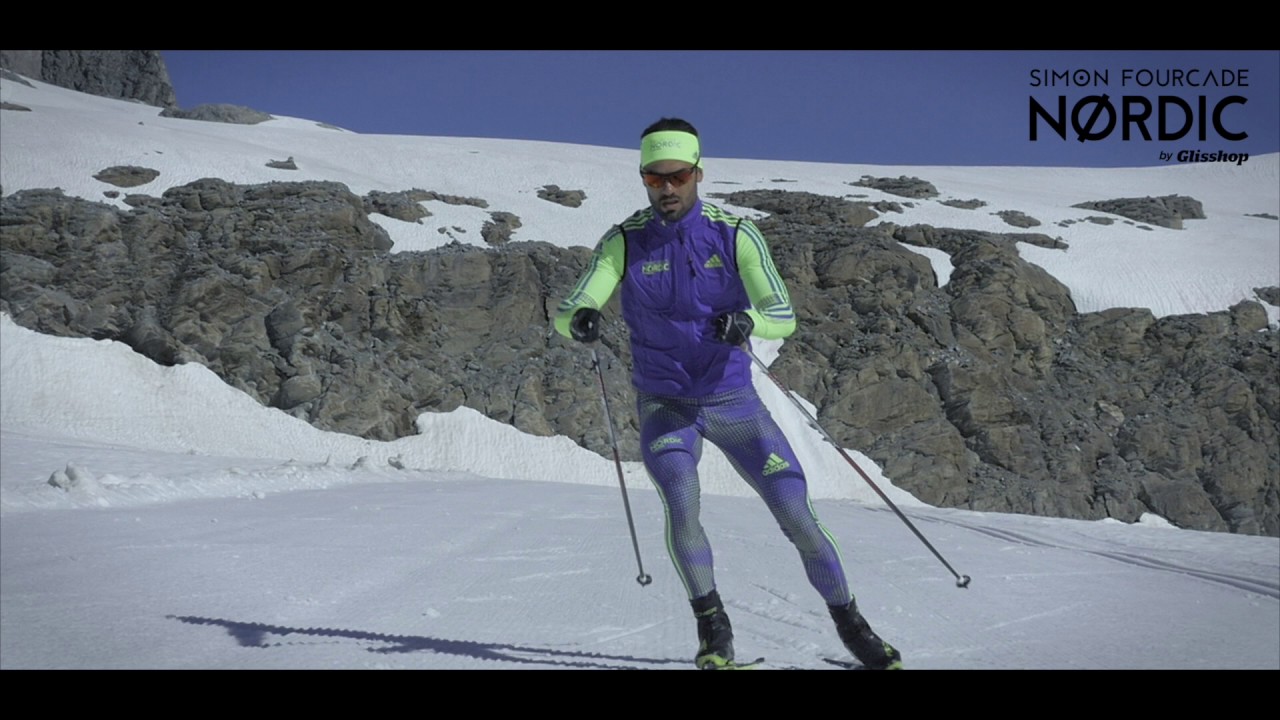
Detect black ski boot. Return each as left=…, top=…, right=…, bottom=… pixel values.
left=691, top=589, right=735, bottom=669
left=830, top=597, right=903, bottom=670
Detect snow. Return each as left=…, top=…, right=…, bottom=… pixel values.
left=1, top=75, right=1277, bottom=671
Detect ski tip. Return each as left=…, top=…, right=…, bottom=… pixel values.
left=822, top=657, right=904, bottom=670
left=697, top=655, right=766, bottom=670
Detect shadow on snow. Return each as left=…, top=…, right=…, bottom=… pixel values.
left=168, top=615, right=685, bottom=669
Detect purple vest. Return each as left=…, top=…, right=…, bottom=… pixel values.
left=620, top=200, right=752, bottom=396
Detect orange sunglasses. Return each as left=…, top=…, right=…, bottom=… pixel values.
left=640, top=166, right=699, bottom=189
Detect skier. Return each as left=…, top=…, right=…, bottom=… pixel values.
left=554, top=118, right=902, bottom=670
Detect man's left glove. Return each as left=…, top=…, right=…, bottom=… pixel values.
left=714, top=312, right=754, bottom=346
left=570, top=307, right=602, bottom=342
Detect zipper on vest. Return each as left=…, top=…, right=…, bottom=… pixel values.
left=679, top=228, right=696, bottom=277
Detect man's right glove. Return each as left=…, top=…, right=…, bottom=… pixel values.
left=570, top=307, right=602, bottom=342
left=714, top=311, right=754, bottom=346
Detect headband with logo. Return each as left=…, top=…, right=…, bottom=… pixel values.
left=640, top=131, right=701, bottom=168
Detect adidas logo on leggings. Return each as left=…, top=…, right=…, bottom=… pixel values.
left=762, top=452, right=791, bottom=476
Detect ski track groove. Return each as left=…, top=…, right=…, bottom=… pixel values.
left=981, top=600, right=1089, bottom=632
left=749, top=583, right=804, bottom=606
left=930, top=516, right=1280, bottom=600
left=1084, top=549, right=1279, bottom=598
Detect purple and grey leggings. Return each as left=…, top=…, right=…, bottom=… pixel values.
left=637, top=385, right=853, bottom=606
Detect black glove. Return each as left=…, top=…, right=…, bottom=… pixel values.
left=714, top=312, right=754, bottom=346
left=570, top=307, right=602, bottom=342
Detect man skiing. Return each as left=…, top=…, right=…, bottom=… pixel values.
left=554, top=118, right=902, bottom=670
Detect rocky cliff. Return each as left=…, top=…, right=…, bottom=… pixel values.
left=2, top=180, right=1276, bottom=536
left=0, top=50, right=176, bottom=108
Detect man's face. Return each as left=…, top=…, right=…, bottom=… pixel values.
left=642, top=159, right=702, bottom=222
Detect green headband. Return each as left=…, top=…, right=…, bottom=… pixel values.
left=640, top=131, right=701, bottom=168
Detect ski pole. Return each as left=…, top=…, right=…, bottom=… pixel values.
left=744, top=345, right=971, bottom=589
left=591, top=347, right=653, bottom=587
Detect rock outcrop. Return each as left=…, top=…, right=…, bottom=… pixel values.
left=159, top=104, right=274, bottom=125
left=1072, top=195, right=1206, bottom=229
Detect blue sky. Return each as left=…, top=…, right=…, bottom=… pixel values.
left=161, top=50, right=1278, bottom=169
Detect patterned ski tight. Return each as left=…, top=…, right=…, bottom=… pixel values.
left=637, top=386, right=852, bottom=606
